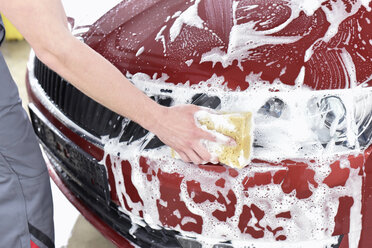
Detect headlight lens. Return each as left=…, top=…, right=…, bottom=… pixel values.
left=253, top=86, right=372, bottom=161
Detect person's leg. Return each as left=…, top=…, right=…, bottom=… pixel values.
left=0, top=152, right=31, bottom=248
left=0, top=52, right=54, bottom=248
left=0, top=100, right=54, bottom=248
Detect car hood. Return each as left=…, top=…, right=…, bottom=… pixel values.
left=64, top=0, right=371, bottom=92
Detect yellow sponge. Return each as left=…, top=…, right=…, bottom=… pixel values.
left=1, top=14, right=23, bottom=41
left=171, top=111, right=253, bottom=168
left=197, top=111, right=253, bottom=168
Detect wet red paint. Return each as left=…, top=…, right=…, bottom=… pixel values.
left=228, top=168, right=239, bottom=178
left=187, top=180, right=237, bottom=221
left=360, top=153, right=372, bottom=247
left=242, top=171, right=272, bottom=189
left=238, top=204, right=265, bottom=238
left=212, top=190, right=237, bottom=221
left=349, top=154, right=366, bottom=170
left=157, top=171, right=203, bottom=233
left=241, top=166, right=289, bottom=191
left=340, top=234, right=350, bottom=248
left=120, top=160, right=144, bottom=207
left=273, top=169, right=287, bottom=184
left=275, top=211, right=292, bottom=219
left=281, top=163, right=318, bottom=199
left=105, top=156, right=119, bottom=203
left=267, top=226, right=284, bottom=236
left=333, top=196, right=354, bottom=236
left=139, top=156, right=150, bottom=174
left=215, top=178, right=226, bottom=188
left=198, top=164, right=227, bottom=173
left=323, top=161, right=350, bottom=188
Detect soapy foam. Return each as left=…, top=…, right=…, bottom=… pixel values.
left=135, top=46, right=145, bottom=57
left=169, top=0, right=204, bottom=42
left=100, top=72, right=372, bottom=245
left=95, top=0, right=372, bottom=246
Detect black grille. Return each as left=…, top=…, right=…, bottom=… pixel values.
left=34, top=57, right=124, bottom=138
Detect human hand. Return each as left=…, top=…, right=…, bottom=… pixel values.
left=151, top=104, right=232, bottom=165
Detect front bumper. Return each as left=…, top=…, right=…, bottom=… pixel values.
left=26, top=52, right=372, bottom=247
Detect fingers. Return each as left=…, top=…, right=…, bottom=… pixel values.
left=221, top=135, right=237, bottom=146
left=177, top=151, right=192, bottom=163
left=176, top=139, right=212, bottom=165
left=193, top=140, right=213, bottom=163
left=197, top=106, right=218, bottom=114
left=187, top=148, right=204, bottom=165
left=180, top=140, right=219, bottom=165
left=198, top=128, right=236, bottom=147
left=200, top=129, right=217, bottom=142
left=177, top=149, right=204, bottom=165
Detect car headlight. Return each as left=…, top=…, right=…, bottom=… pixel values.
left=253, top=86, right=372, bottom=161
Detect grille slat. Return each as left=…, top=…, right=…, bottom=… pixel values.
left=58, top=79, right=66, bottom=109
left=80, top=95, right=90, bottom=129
left=41, top=61, right=46, bottom=90
left=65, top=83, right=74, bottom=121
left=71, top=88, right=83, bottom=126
left=100, top=108, right=114, bottom=135
left=52, top=72, right=59, bottom=104
left=85, top=97, right=97, bottom=128
left=45, top=63, right=51, bottom=97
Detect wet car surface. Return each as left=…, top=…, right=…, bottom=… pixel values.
left=26, top=0, right=372, bottom=247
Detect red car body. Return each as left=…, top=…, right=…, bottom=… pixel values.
left=26, top=0, right=372, bottom=247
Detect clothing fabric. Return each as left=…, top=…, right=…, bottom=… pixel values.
left=0, top=15, right=4, bottom=45
left=0, top=16, right=54, bottom=248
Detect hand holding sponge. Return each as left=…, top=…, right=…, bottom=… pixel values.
left=172, top=110, right=253, bottom=168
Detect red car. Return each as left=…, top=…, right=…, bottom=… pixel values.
left=26, top=0, right=372, bottom=247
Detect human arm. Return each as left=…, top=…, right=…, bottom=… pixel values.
left=0, top=0, right=219, bottom=164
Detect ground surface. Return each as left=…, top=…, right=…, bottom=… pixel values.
left=0, top=40, right=115, bottom=248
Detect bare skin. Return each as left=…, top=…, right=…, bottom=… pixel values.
left=0, top=0, right=231, bottom=164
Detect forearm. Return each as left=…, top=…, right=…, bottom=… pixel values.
left=36, top=34, right=164, bottom=133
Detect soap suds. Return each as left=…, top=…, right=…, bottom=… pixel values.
left=91, top=0, right=372, bottom=246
